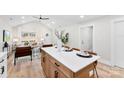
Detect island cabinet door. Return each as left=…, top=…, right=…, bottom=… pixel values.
left=44, top=56, right=50, bottom=77
left=41, top=54, right=50, bottom=77
left=49, top=61, right=58, bottom=78
left=41, top=51, right=45, bottom=70
left=49, top=61, right=67, bottom=78
left=41, top=56, right=45, bottom=72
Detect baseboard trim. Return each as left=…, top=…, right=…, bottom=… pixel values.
left=98, top=58, right=112, bottom=66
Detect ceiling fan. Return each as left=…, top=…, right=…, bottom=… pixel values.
left=33, top=15, right=49, bottom=21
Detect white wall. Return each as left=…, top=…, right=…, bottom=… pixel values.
left=52, top=24, right=80, bottom=48
left=64, top=24, right=80, bottom=48
left=12, top=21, right=52, bottom=44
left=81, top=17, right=111, bottom=64
left=64, top=15, right=124, bottom=66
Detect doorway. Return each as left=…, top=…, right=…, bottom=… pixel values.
left=79, top=25, right=93, bottom=51
left=112, top=20, right=124, bottom=68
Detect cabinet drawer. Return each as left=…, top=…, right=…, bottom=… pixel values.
left=48, top=55, right=73, bottom=78
left=49, top=60, right=67, bottom=78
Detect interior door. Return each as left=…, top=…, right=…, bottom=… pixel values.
left=114, top=21, right=124, bottom=68
left=80, top=26, right=93, bottom=51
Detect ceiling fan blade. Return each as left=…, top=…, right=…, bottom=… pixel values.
left=33, top=15, right=49, bottom=20
left=32, top=16, right=39, bottom=19
left=41, top=17, right=49, bottom=20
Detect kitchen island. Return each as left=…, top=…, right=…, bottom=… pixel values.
left=41, top=47, right=100, bottom=78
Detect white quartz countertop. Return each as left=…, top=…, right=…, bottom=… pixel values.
left=41, top=47, right=100, bottom=73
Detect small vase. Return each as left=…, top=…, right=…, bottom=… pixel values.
left=57, top=39, right=62, bottom=52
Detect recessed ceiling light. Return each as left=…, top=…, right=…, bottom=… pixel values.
left=21, top=16, right=25, bottom=19
left=51, top=21, right=55, bottom=24
left=80, top=15, right=84, bottom=18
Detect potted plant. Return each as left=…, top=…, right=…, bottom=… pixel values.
left=24, top=41, right=29, bottom=46
left=61, top=32, right=69, bottom=45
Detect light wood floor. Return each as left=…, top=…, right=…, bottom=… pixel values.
left=7, top=54, right=45, bottom=78
left=97, top=62, right=124, bottom=78
left=7, top=53, right=124, bottom=78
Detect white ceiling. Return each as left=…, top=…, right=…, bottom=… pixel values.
left=0, top=15, right=105, bottom=28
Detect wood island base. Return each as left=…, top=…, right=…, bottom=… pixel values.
left=41, top=49, right=98, bottom=78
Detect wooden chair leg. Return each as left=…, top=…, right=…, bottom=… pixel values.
left=31, top=55, right=32, bottom=61
left=93, top=69, right=95, bottom=77
left=94, top=66, right=99, bottom=78
left=14, top=58, right=16, bottom=66
left=93, top=64, right=99, bottom=78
